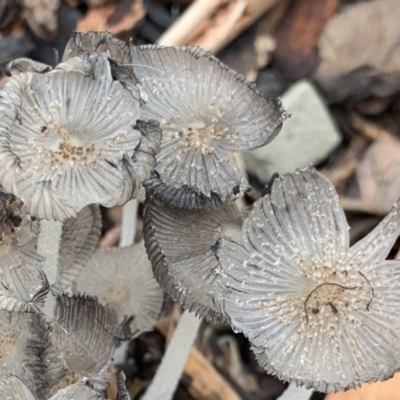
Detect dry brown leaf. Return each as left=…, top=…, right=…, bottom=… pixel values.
left=274, top=0, right=339, bottom=81
left=357, top=137, right=400, bottom=212
left=326, top=372, right=400, bottom=400
left=76, top=0, right=145, bottom=34
left=20, top=0, right=60, bottom=40
left=315, top=0, right=400, bottom=103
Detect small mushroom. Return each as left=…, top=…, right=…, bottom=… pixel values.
left=0, top=53, right=161, bottom=220
left=131, top=44, right=286, bottom=208
left=74, top=241, right=165, bottom=337
left=215, top=166, right=400, bottom=392
left=143, top=193, right=242, bottom=322
left=50, top=294, right=123, bottom=392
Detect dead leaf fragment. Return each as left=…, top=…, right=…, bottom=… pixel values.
left=274, top=0, right=339, bottom=81
left=357, top=137, right=400, bottom=212
left=77, top=0, right=145, bottom=34
left=315, top=0, right=400, bottom=102
left=20, top=0, right=60, bottom=40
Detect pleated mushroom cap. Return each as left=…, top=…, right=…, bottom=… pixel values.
left=0, top=53, right=161, bottom=221
left=143, top=193, right=242, bottom=322
left=131, top=45, right=285, bottom=207
left=48, top=381, right=106, bottom=400
left=51, top=205, right=102, bottom=295
left=0, top=376, right=36, bottom=400
left=74, top=241, right=165, bottom=337
left=216, top=166, right=400, bottom=392
left=62, top=31, right=143, bottom=104
left=0, top=310, right=52, bottom=398
left=62, top=32, right=130, bottom=64
left=50, top=294, right=121, bottom=392
left=0, top=190, right=48, bottom=312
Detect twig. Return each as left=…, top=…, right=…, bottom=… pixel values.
left=350, top=113, right=392, bottom=141
left=158, top=0, right=226, bottom=46
left=185, top=345, right=241, bottom=400
left=210, top=0, right=280, bottom=53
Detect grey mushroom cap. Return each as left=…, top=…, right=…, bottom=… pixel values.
left=50, top=294, right=121, bottom=392
left=0, top=53, right=161, bottom=221
left=0, top=376, right=36, bottom=400
left=131, top=44, right=285, bottom=207
left=6, top=58, right=51, bottom=75
left=49, top=205, right=102, bottom=295
left=74, top=241, right=165, bottom=337
left=143, top=192, right=243, bottom=323
left=48, top=381, right=106, bottom=400
left=115, top=372, right=129, bottom=400
left=0, top=310, right=52, bottom=398
left=62, top=31, right=143, bottom=105
left=215, top=166, right=400, bottom=392
left=62, top=32, right=130, bottom=64
left=0, top=191, right=48, bottom=312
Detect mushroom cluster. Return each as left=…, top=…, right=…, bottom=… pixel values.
left=0, top=29, right=396, bottom=400
left=0, top=30, right=286, bottom=398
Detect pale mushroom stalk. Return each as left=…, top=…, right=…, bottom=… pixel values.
left=120, top=199, right=138, bottom=247
left=113, top=199, right=139, bottom=364
left=37, top=220, right=62, bottom=317
left=142, top=310, right=201, bottom=400
left=278, top=384, right=313, bottom=400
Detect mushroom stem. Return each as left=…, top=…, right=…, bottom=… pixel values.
left=113, top=199, right=139, bottom=365
left=37, top=220, right=63, bottom=317
left=278, top=383, right=313, bottom=400
left=142, top=310, right=201, bottom=400
left=120, top=199, right=138, bottom=247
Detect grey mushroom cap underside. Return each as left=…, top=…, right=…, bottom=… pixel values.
left=48, top=381, right=106, bottom=400
left=52, top=205, right=102, bottom=295
left=143, top=193, right=243, bottom=323
left=0, top=376, right=37, bottom=400
left=0, top=310, right=53, bottom=398
left=6, top=58, right=52, bottom=75
left=51, top=294, right=120, bottom=390
left=0, top=54, right=161, bottom=221
left=143, top=173, right=226, bottom=210
left=130, top=44, right=285, bottom=204
left=74, top=241, right=165, bottom=338
left=0, top=192, right=48, bottom=312
left=215, top=166, right=400, bottom=392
